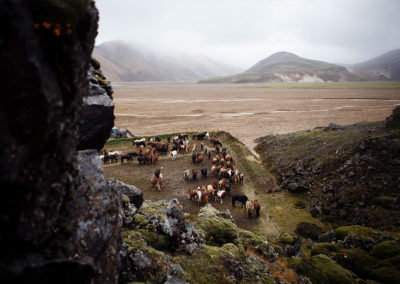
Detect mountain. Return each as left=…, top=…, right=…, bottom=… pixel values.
left=92, top=41, right=241, bottom=82
left=200, top=51, right=360, bottom=83
left=350, top=49, right=400, bottom=80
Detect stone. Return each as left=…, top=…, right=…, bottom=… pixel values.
left=295, top=222, right=324, bottom=241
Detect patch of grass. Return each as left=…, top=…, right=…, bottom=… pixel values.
left=250, top=82, right=400, bottom=90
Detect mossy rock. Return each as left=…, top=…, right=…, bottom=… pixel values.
left=335, top=225, right=379, bottom=241
left=139, top=200, right=168, bottom=222
left=90, top=57, right=101, bottom=69
left=295, top=222, right=324, bottom=240
left=380, top=254, right=400, bottom=268
left=310, top=242, right=343, bottom=256
left=280, top=232, right=295, bottom=244
left=137, top=229, right=170, bottom=251
left=370, top=240, right=400, bottom=259
left=290, top=255, right=353, bottom=284
left=341, top=249, right=378, bottom=279
left=95, top=75, right=109, bottom=86
left=370, top=266, right=400, bottom=284
left=192, top=206, right=239, bottom=246
left=311, top=254, right=353, bottom=284
left=133, top=213, right=154, bottom=230
left=238, top=228, right=267, bottom=249
left=176, top=245, right=222, bottom=283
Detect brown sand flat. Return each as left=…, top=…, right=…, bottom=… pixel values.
left=113, top=82, right=400, bottom=151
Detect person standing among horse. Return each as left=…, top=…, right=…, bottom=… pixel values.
left=246, top=200, right=254, bottom=218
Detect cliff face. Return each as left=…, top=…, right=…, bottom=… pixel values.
left=0, top=1, right=124, bottom=282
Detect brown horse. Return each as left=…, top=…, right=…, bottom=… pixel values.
left=151, top=177, right=162, bottom=191
left=152, top=154, right=160, bottom=165
left=207, top=185, right=215, bottom=201
left=253, top=200, right=261, bottom=217
left=188, top=188, right=197, bottom=200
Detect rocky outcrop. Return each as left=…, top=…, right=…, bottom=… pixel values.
left=0, top=1, right=129, bottom=283
left=77, top=59, right=114, bottom=151
left=255, top=113, right=400, bottom=230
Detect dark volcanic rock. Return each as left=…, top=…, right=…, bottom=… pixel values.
left=77, top=62, right=115, bottom=151
left=64, top=150, right=124, bottom=282
left=162, top=199, right=204, bottom=254
left=108, top=178, right=143, bottom=209
left=0, top=1, right=125, bottom=283
left=295, top=222, right=324, bottom=241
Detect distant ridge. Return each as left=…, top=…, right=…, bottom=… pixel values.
left=351, top=49, right=400, bottom=80
left=199, top=51, right=360, bottom=84
left=92, top=40, right=242, bottom=82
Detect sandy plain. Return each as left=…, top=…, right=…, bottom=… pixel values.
left=113, top=82, right=400, bottom=151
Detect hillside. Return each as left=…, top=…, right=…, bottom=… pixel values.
left=200, top=51, right=360, bottom=83
left=351, top=49, right=400, bottom=80
left=255, top=106, right=400, bottom=231
left=93, top=41, right=241, bottom=82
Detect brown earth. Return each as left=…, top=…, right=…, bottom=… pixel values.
left=104, top=83, right=400, bottom=236
left=113, top=82, right=400, bottom=153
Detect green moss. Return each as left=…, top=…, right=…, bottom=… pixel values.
left=310, top=243, right=343, bottom=256
left=370, top=266, right=400, bottom=284
left=133, top=213, right=153, bottom=230
left=137, top=229, right=170, bottom=251
left=335, top=225, right=379, bottom=241
left=342, top=249, right=378, bottom=279
left=311, top=254, right=353, bottom=284
left=238, top=228, right=267, bottom=249
left=279, top=232, right=295, bottom=244
left=290, top=255, right=353, bottom=284
left=370, top=240, right=400, bottom=259
left=90, top=57, right=101, bottom=69
left=380, top=255, right=400, bottom=268
left=177, top=245, right=222, bottom=284
left=192, top=206, right=239, bottom=246
left=121, top=194, right=130, bottom=204
left=95, top=75, right=109, bottom=86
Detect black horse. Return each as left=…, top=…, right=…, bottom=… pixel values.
left=232, top=195, right=248, bottom=208
left=192, top=132, right=207, bottom=140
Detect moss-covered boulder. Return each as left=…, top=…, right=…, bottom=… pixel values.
left=341, top=249, right=378, bottom=279
left=310, top=242, right=343, bottom=257
left=121, top=230, right=185, bottom=283
left=192, top=206, right=240, bottom=246
left=280, top=232, right=295, bottom=244
left=335, top=225, right=390, bottom=251
left=177, top=244, right=274, bottom=284
left=370, top=240, right=400, bottom=259
left=238, top=228, right=267, bottom=249
left=290, top=255, right=353, bottom=284
left=370, top=266, right=400, bottom=284
left=295, top=222, right=324, bottom=240
left=335, top=225, right=378, bottom=241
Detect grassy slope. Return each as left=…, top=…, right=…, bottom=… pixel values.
left=215, top=131, right=327, bottom=235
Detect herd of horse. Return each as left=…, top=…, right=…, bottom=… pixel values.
left=100, top=132, right=262, bottom=218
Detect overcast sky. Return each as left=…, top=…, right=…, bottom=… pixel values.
left=95, top=0, right=400, bottom=69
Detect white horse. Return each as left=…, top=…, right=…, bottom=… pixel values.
left=170, top=150, right=178, bottom=160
